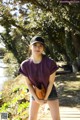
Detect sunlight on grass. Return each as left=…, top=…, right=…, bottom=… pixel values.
left=65, top=81, right=80, bottom=91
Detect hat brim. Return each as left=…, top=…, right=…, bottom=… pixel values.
left=30, top=41, right=45, bottom=45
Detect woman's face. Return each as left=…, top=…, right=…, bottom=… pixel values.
left=30, top=42, right=44, bottom=56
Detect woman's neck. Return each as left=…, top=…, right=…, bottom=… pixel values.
left=31, top=54, right=43, bottom=63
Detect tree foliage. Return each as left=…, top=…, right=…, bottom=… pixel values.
left=0, top=0, right=80, bottom=69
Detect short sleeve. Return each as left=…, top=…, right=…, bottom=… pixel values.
left=50, top=60, right=59, bottom=75
left=19, top=61, right=28, bottom=77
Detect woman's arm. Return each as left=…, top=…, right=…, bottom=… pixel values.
left=44, top=72, right=56, bottom=100
left=21, top=74, right=45, bottom=104
left=21, top=75, right=38, bottom=100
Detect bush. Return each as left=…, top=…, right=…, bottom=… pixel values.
left=3, top=52, right=17, bottom=64
left=0, top=75, right=30, bottom=120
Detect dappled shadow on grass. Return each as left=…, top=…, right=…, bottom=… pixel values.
left=56, top=73, right=80, bottom=108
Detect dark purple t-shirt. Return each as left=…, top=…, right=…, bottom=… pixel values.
left=19, top=55, right=59, bottom=89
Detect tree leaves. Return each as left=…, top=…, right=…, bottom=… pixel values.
left=0, top=0, right=80, bottom=67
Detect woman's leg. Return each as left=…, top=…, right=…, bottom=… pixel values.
left=29, top=99, right=40, bottom=120
left=47, top=99, right=60, bottom=120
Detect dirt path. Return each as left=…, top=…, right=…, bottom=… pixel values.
left=56, top=73, right=80, bottom=107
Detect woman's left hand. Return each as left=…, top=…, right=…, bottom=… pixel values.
left=36, top=99, right=47, bottom=105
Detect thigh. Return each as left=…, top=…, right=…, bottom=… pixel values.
left=47, top=99, right=60, bottom=120
left=29, top=100, right=40, bottom=120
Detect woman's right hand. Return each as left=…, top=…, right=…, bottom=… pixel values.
left=35, top=99, right=47, bottom=105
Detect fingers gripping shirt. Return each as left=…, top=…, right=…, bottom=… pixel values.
left=19, top=55, right=59, bottom=89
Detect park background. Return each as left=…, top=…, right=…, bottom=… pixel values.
left=0, top=0, right=80, bottom=120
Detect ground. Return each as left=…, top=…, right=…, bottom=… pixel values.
left=56, top=72, right=80, bottom=107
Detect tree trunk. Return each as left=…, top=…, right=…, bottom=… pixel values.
left=72, top=61, right=78, bottom=73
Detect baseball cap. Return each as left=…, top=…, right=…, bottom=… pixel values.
left=30, top=36, right=45, bottom=45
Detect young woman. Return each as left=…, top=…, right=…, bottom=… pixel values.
left=19, top=36, right=60, bottom=120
